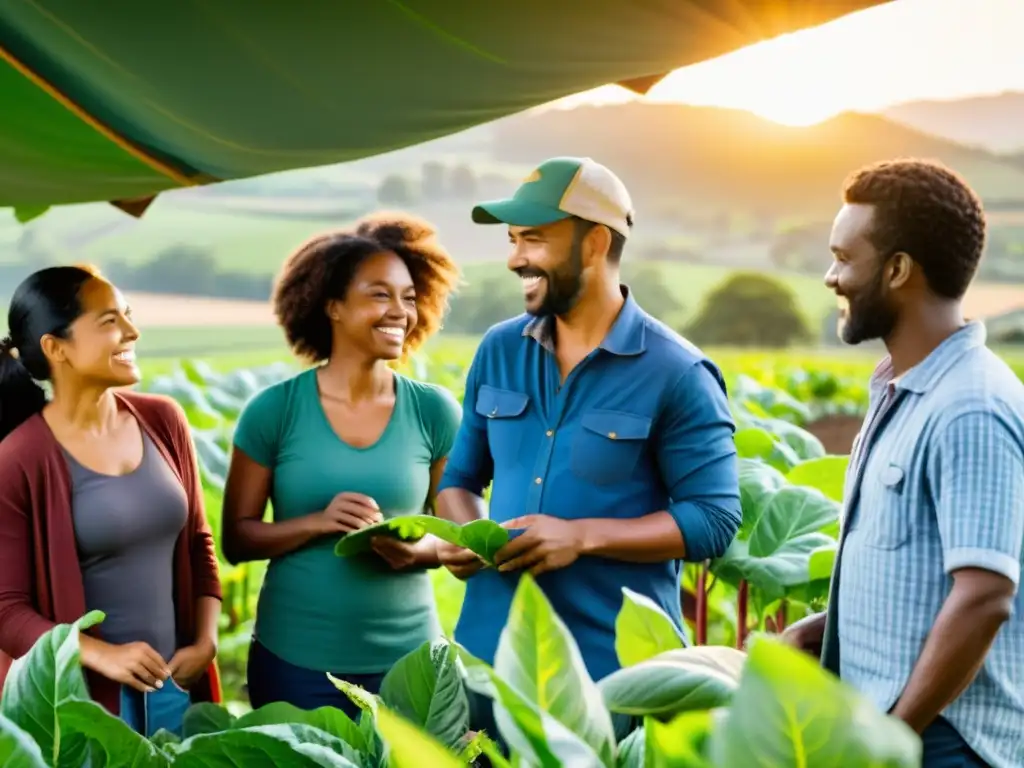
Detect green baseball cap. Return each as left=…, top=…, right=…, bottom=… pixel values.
left=471, top=156, right=634, bottom=238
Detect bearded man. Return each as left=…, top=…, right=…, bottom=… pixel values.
left=434, top=156, right=741, bottom=741
left=783, top=158, right=1024, bottom=768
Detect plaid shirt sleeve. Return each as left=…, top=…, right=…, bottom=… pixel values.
left=930, top=406, right=1024, bottom=588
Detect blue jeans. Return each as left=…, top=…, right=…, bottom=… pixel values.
left=119, top=681, right=191, bottom=738
left=920, top=717, right=991, bottom=767
left=246, top=637, right=385, bottom=722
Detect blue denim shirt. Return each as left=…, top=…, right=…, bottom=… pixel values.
left=439, top=287, right=741, bottom=682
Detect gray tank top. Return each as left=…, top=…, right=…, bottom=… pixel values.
left=65, top=431, right=188, bottom=662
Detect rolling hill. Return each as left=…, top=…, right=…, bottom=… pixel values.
left=488, top=101, right=1024, bottom=220
left=881, top=92, right=1024, bottom=154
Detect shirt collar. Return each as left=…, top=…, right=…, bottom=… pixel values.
left=870, top=320, right=987, bottom=396
left=522, top=285, right=647, bottom=357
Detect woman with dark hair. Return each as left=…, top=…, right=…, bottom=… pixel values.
left=222, top=212, right=462, bottom=716
left=0, top=265, right=222, bottom=737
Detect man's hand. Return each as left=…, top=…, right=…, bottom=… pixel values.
left=372, top=536, right=437, bottom=571
left=167, top=639, right=217, bottom=690
left=779, top=612, right=826, bottom=658
left=494, top=515, right=585, bottom=577
left=436, top=539, right=485, bottom=580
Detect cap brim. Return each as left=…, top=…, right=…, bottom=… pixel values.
left=471, top=199, right=572, bottom=228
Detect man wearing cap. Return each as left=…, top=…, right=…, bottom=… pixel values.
left=434, top=157, right=741, bottom=738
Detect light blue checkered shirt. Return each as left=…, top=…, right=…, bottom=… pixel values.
left=823, top=321, right=1024, bottom=768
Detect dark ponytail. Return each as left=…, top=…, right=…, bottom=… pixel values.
left=0, top=265, right=99, bottom=442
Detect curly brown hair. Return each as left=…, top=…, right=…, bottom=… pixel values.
left=271, top=211, right=461, bottom=363
left=842, top=158, right=986, bottom=300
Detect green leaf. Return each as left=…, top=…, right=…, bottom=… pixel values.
left=614, top=588, right=687, bottom=668
left=374, top=707, right=463, bottom=768
left=56, top=699, right=171, bottom=766
left=334, top=515, right=460, bottom=557
left=747, top=485, right=840, bottom=558
left=174, top=723, right=361, bottom=767
left=808, top=544, right=837, bottom=582
left=769, top=419, right=826, bottom=462
left=182, top=702, right=236, bottom=737
left=734, top=427, right=801, bottom=473
left=459, top=650, right=606, bottom=767
left=234, top=702, right=368, bottom=754
left=378, top=639, right=469, bottom=748
left=598, top=647, right=744, bottom=717
left=737, top=459, right=787, bottom=539
left=0, top=610, right=104, bottom=768
left=710, top=532, right=835, bottom=603
left=645, top=710, right=715, bottom=768
left=709, top=637, right=922, bottom=767
left=333, top=514, right=509, bottom=565
left=459, top=519, right=511, bottom=563
left=786, top=455, right=850, bottom=502
left=615, top=726, right=645, bottom=767
left=0, top=713, right=47, bottom=768
left=13, top=205, right=49, bottom=224
left=495, top=575, right=617, bottom=766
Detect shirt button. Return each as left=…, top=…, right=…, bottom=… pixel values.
left=534, top=477, right=542, bottom=485
left=546, top=430, right=553, bottom=437
left=608, top=431, right=617, bottom=439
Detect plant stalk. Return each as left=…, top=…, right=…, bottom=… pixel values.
left=736, top=580, right=749, bottom=649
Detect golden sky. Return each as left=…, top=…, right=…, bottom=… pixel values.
left=556, top=0, right=1024, bottom=126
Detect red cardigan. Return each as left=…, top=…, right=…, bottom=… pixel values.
left=0, top=389, right=223, bottom=714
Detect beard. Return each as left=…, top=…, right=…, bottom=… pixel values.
left=526, top=240, right=585, bottom=318
left=839, top=267, right=898, bottom=345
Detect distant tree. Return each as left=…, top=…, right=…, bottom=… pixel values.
left=684, top=272, right=810, bottom=348
left=377, top=174, right=416, bottom=205
left=449, top=164, right=478, bottom=199
left=421, top=161, right=446, bottom=199
left=622, top=264, right=684, bottom=322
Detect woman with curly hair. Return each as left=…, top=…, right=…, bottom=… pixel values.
left=221, top=212, right=463, bottom=716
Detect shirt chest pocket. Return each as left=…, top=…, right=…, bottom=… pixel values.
left=860, top=462, right=913, bottom=550
left=571, top=410, right=652, bottom=486
left=475, top=385, right=531, bottom=467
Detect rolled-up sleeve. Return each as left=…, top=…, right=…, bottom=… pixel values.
left=437, top=345, right=494, bottom=497
left=930, top=406, right=1024, bottom=587
left=655, top=360, right=741, bottom=562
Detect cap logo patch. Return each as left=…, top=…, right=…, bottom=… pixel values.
left=522, top=168, right=542, bottom=184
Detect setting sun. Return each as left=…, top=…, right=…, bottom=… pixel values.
left=550, top=0, right=1024, bottom=129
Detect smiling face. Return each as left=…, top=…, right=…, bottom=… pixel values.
left=42, top=277, right=141, bottom=387
left=825, top=203, right=900, bottom=345
left=506, top=218, right=591, bottom=317
left=328, top=250, right=417, bottom=361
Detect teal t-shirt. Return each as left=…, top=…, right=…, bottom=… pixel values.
left=232, top=368, right=462, bottom=673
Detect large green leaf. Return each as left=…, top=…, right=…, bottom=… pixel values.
left=378, top=640, right=469, bottom=748
left=710, top=532, right=835, bottom=603
left=747, top=485, right=840, bottom=558
left=737, top=459, right=787, bottom=538
left=174, top=723, right=361, bottom=767
left=334, top=515, right=509, bottom=565
left=0, top=713, right=47, bottom=768
left=615, top=726, right=645, bottom=767
left=710, top=637, right=922, bottom=767
left=374, top=707, right=463, bottom=768
left=598, top=647, right=745, bottom=717
left=734, top=428, right=801, bottom=473
left=769, top=419, right=826, bottom=462
left=645, top=711, right=715, bottom=768
left=182, top=702, right=236, bottom=737
left=0, top=610, right=104, bottom=768
left=786, top=455, right=850, bottom=503
left=56, top=699, right=171, bottom=766
left=234, top=702, right=368, bottom=755
left=459, top=650, right=606, bottom=767
left=494, top=574, right=617, bottom=766
left=614, top=588, right=687, bottom=668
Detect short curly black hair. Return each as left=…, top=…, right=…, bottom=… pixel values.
left=272, top=211, right=461, bottom=362
left=841, top=158, right=986, bottom=300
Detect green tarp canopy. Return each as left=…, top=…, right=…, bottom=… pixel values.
left=0, top=0, right=886, bottom=216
